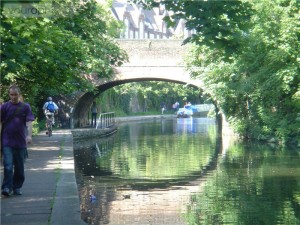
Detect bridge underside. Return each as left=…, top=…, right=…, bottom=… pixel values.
left=71, top=40, right=205, bottom=128
left=72, top=77, right=201, bottom=128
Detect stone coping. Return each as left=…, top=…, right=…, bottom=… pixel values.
left=71, top=125, right=118, bottom=140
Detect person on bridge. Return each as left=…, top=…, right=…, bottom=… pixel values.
left=91, top=101, right=98, bottom=128
left=1, top=85, right=35, bottom=196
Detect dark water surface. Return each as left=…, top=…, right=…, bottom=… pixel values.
left=74, top=118, right=300, bottom=225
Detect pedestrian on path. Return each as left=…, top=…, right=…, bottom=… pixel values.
left=160, top=102, right=166, bottom=115
left=91, top=101, right=98, bottom=128
left=0, top=85, right=35, bottom=196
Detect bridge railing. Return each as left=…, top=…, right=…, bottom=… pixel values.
left=96, top=112, right=115, bottom=129
left=192, top=104, right=215, bottom=112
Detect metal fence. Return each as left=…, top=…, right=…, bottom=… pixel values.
left=96, top=112, right=115, bottom=129
left=193, top=104, right=215, bottom=112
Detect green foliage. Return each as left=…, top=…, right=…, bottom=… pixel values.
left=1, top=13, right=87, bottom=93
left=134, top=0, right=253, bottom=58
left=1, top=0, right=127, bottom=111
left=94, top=81, right=207, bottom=116
left=183, top=0, right=300, bottom=144
left=54, top=0, right=128, bottom=75
left=96, top=88, right=131, bottom=115
left=32, top=119, right=40, bottom=135
left=132, top=0, right=299, bottom=144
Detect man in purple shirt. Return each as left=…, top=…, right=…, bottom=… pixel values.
left=1, top=85, right=35, bottom=196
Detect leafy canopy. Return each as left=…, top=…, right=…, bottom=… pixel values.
left=133, top=0, right=300, bottom=143
left=1, top=0, right=127, bottom=106
left=133, top=0, right=253, bottom=57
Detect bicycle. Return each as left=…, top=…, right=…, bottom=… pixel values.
left=46, top=113, right=53, bottom=137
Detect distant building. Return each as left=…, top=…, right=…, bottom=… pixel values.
left=111, top=0, right=195, bottom=39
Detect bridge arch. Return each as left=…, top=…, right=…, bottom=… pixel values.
left=72, top=77, right=201, bottom=128
left=72, top=40, right=206, bottom=127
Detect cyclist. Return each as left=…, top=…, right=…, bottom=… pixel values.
left=45, top=111, right=54, bottom=136
left=42, top=97, right=58, bottom=126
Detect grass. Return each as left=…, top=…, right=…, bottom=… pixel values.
left=47, top=134, right=65, bottom=225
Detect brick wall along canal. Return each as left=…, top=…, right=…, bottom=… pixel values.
left=73, top=117, right=300, bottom=225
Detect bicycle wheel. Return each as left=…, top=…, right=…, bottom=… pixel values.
left=47, top=122, right=52, bottom=137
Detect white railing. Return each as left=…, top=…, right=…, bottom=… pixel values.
left=96, top=112, right=115, bottom=129
left=193, top=104, right=215, bottom=112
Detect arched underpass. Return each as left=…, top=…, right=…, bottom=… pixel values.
left=72, top=40, right=206, bottom=128
left=72, top=77, right=203, bottom=128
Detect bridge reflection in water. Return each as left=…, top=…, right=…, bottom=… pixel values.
left=74, top=118, right=221, bottom=225
left=75, top=117, right=300, bottom=225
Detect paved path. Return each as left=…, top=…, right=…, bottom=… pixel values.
left=1, top=130, right=87, bottom=225
left=1, top=115, right=175, bottom=225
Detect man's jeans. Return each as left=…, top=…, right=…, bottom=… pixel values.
left=1, top=147, right=26, bottom=191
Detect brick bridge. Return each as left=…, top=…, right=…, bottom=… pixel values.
left=72, top=39, right=205, bottom=128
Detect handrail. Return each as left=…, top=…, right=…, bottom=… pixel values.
left=96, top=112, right=115, bottom=129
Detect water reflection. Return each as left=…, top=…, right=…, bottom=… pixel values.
left=175, top=117, right=215, bottom=134
left=74, top=135, right=116, bottom=177
left=74, top=118, right=300, bottom=225
left=184, top=143, right=300, bottom=225
left=74, top=118, right=220, bottom=225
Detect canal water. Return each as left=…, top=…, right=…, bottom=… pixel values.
left=73, top=117, right=300, bottom=225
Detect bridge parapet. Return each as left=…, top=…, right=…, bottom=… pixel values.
left=116, top=39, right=187, bottom=67
left=93, top=39, right=203, bottom=89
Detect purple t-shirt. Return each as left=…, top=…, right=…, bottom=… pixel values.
left=1, top=101, right=35, bottom=148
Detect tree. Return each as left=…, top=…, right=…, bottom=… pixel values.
left=1, top=0, right=127, bottom=109
left=185, top=0, right=300, bottom=143
left=133, top=0, right=300, bottom=143
left=133, top=0, right=253, bottom=58
left=54, top=0, right=127, bottom=76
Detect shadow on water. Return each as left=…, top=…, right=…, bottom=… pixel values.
left=74, top=135, right=116, bottom=177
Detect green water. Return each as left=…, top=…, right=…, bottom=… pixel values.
left=74, top=118, right=300, bottom=225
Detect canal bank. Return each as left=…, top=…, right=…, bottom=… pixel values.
left=0, top=115, right=174, bottom=225
left=115, top=114, right=175, bottom=123
left=0, top=129, right=87, bottom=225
